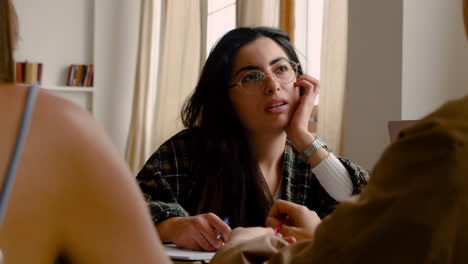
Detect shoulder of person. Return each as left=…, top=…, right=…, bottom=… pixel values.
left=398, top=94, right=468, bottom=147
left=34, top=89, right=94, bottom=131
left=157, top=127, right=200, bottom=152
left=33, top=89, right=126, bottom=180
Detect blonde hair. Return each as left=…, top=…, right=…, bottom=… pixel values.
left=0, top=0, right=18, bottom=83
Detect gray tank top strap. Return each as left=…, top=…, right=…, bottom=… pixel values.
left=0, top=83, right=40, bottom=227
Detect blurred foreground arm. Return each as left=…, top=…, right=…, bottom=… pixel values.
left=55, top=99, right=171, bottom=263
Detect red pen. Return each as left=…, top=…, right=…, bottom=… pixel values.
left=274, top=215, right=287, bottom=235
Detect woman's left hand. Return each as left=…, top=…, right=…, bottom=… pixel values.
left=285, top=74, right=320, bottom=151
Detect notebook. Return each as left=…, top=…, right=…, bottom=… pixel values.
left=387, top=120, right=417, bottom=143
left=163, top=243, right=216, bottom=261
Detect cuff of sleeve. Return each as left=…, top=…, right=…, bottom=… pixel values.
left=312, top=153, right=353, bottom=202
left=149, top=203, right=189, bottom=224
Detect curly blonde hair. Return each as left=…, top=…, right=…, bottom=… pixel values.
left=0, top=0, right=18, bottom=82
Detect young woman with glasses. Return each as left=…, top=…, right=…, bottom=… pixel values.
left=212, top=2, right=468, bottom=261
left=137, top=27, right=369, bottom=251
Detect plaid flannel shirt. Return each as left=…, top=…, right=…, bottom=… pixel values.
left=137, top=129, right=369, bottom=226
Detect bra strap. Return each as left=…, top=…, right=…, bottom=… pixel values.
left=0, top=83, right=40, bottom=228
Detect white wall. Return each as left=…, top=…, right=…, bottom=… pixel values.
left=402, top=0, right=468, bottom=119
left=14, top=0, right=94, bottom=86
left=14, top=0, right=94, bottom=110
left=343, top=0, right=403, bottom=170
left=14, top=0, right=140, bottom=156
left=93, top=0, right=140, bottom=156
left=344, top=0, right=468, bottom=170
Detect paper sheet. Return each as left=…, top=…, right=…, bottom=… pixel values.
left=163, top=243, right=216, bottom=261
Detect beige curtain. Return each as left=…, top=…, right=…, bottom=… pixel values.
left=126, top=0, right=202, bottom=173
left=152, top=0, right=202, bottom=150
left=126, top=0, right=161, bottom=173
left=279, top=0, right=295, bottom=43
left=236, top=0, right=280, bottom=27
left=317, top=0, right=348, bottom=155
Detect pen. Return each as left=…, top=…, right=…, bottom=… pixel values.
left=216, top=216, right=230, bottom=240
left=274, top=215, right=286, bottom=235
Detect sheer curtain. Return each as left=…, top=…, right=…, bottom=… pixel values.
left=236, top=0, right=280, bottom=27
left=126, top=0, right=202, bottom=173
left=152, top=0, right=202, bottom=151
left=317, top=0, right=348, bottom=155
left=126, top=0, right=161, bottom=173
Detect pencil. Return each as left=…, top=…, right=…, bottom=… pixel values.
left=274, top=215, right=286, bottom=235
left=216, top=216, right=230, bottom=240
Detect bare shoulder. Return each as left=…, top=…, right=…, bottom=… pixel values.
left=0, top=85, right=170, bottom=263
left=34, top=90, right=171, bottom=263
left=34, top=89, right=101, bottom=139
left=0, top=85, right=108, bottom=183
left=34, top=88, right=121, bottom=165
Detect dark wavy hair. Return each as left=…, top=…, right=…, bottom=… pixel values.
left=181, top=27, right=303, bottom=227
left=0, top=0, right=18, bottom=82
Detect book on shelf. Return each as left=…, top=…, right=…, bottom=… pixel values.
left=15, top=62, right=23, bottom=83
left=29, top=63, right=37, bottom=84
left=74, top=65, right=83, bottom=86
left=67, top=64, right=76, bottom=86
left=84, top=64, right=94, bottom=87
left=37, top=63, right=43, bottom=83
left=14, top=61, right=43, bottom=85
left=67, top=64, right=94, bottom=87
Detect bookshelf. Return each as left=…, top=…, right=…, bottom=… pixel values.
left=44, top=86, right=94, bottom=92
left=14, top=0, right=95, bottom=113
left=14, top=0, right=142, bottom=155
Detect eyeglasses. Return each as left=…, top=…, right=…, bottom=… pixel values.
left=229, top=60, right=299, bottom=95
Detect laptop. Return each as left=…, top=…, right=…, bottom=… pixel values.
left=387, top=120, right=417, bottom=143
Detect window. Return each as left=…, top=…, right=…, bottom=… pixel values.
left=295, top=0, right=324, bottom=129
left=206, top=0, right=236, bottom=57
left=294, top=0, right=324, bottom=79
left=205, top=0, right=324, bottom=80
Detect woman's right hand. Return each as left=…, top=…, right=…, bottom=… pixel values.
left=266, top=200, right=321, bottom=242
left=156, top=213, right=232, bottom=251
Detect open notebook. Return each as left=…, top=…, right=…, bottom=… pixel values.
left=163, top=243, right=216, bottom=261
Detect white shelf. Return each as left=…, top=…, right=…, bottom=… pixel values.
left=15, top=0, right=95, bottom=114
left=44, top=86, right=93, bottom=92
